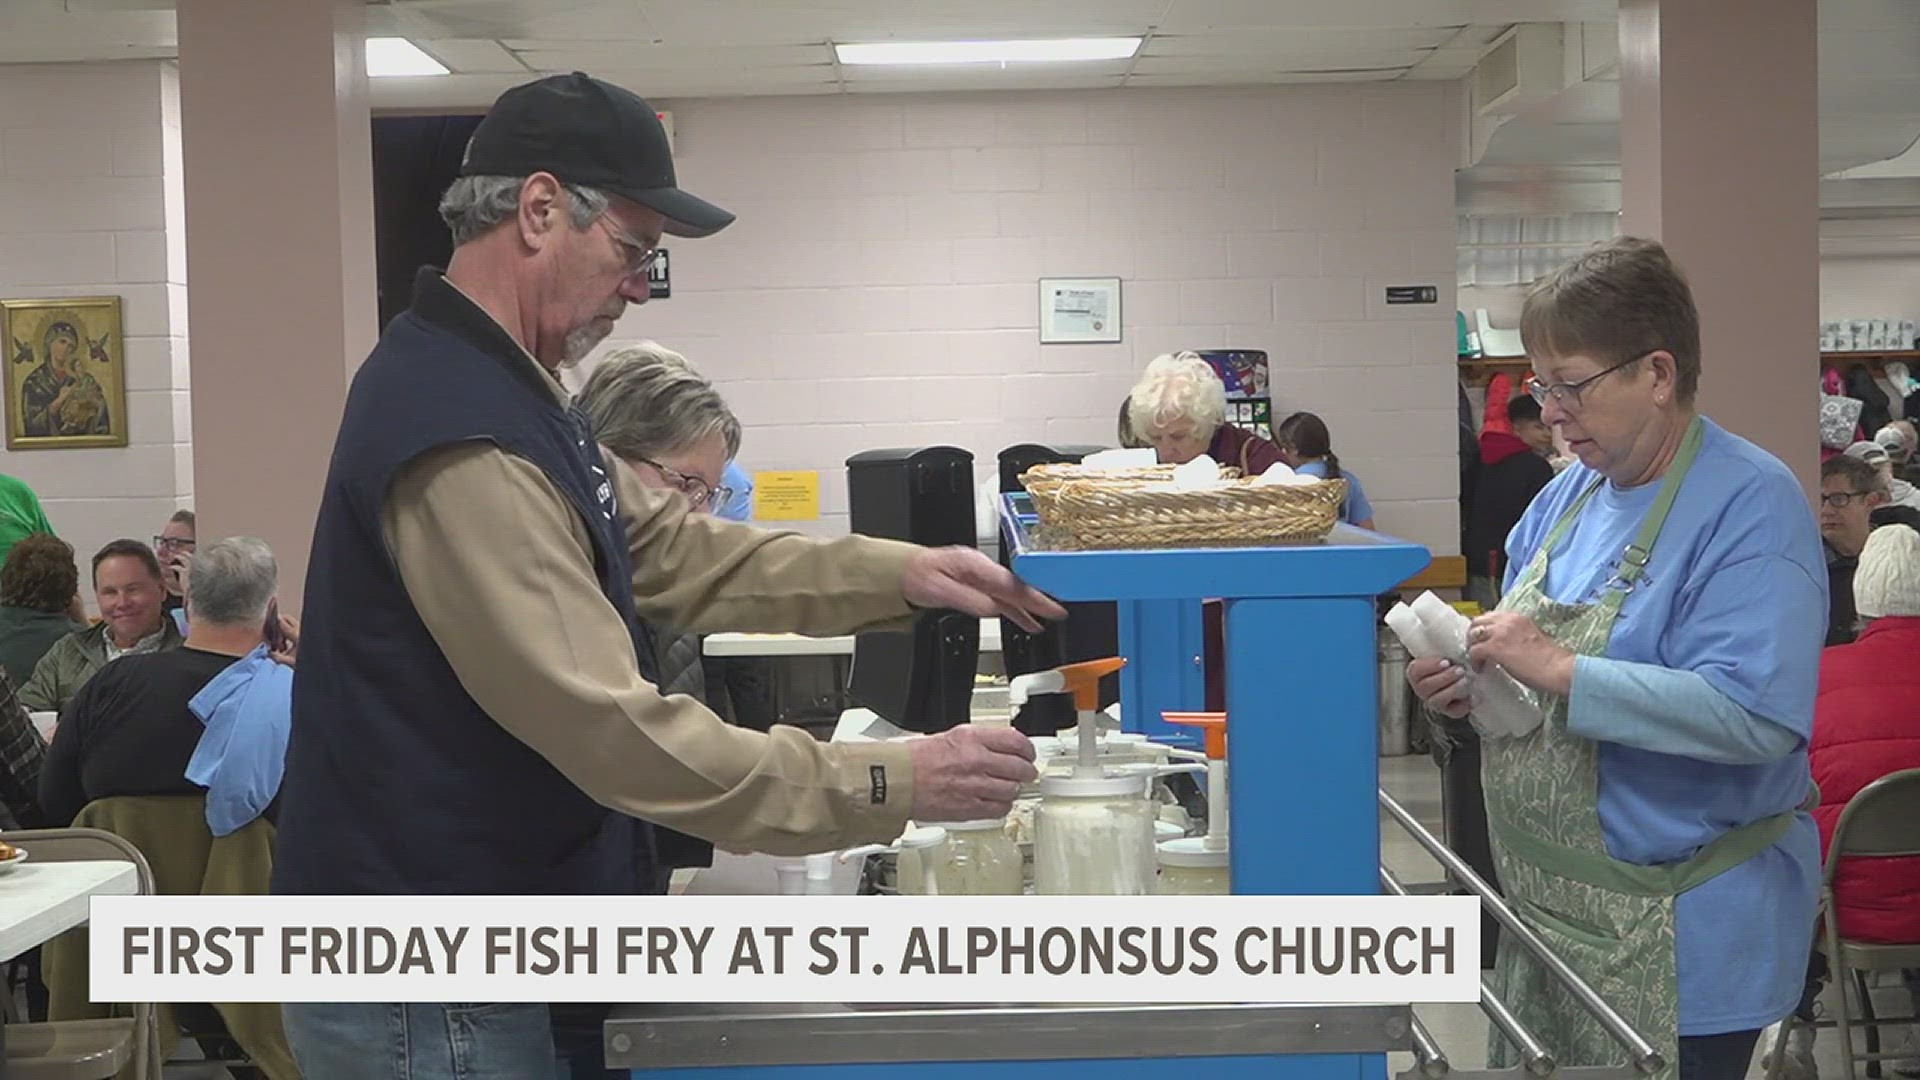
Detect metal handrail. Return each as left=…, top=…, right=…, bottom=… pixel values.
left=1379, top=788, right=1665, bottom=1076
left=1407, top=1013, right=1450, bottom=1079
left=1382, top=866, right=1554, bottom=1077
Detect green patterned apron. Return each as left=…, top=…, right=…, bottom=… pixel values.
left=1482, top=417, right=1805, bottom=1078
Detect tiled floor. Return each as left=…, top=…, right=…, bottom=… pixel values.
left=1380, top=753, right=1917, bottom=1080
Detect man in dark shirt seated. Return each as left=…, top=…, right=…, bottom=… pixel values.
left=39, top=537, right=294, bottom=827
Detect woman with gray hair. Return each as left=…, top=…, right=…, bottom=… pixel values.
left=1125, top=351, right=1283, bottom=473
left=574, top=344, right=753, bottom=731
left=575, top=342, right=740, bottom=515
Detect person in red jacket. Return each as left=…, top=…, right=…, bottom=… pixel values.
left=1768, top=521, right=1920, bottom=1079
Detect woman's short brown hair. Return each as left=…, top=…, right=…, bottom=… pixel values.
left=1520, top=236, right=1702, bottom=404
left=0, top=533, right=78, bottom=614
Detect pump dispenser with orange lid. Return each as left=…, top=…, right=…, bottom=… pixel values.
left=1155, top=712, right=1230, bottom=894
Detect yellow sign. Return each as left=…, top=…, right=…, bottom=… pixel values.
left=753, top=470, right=820, bottom=521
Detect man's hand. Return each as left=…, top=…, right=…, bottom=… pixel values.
left=902, top=547, right=1066, bottom=633
left=269, top=614, right=300, bottom=668
left=907, top=725, right=1038, bottom=823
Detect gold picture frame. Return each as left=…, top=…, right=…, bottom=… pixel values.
left=2, top=296, right=129, bottom=450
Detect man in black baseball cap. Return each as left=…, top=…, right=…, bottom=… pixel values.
left=278, top=70, right=1056, bottom=1080
left=459, top=71, right=733, bottom=240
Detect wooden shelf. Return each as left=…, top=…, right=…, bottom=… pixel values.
left=1823, top=350, right=1920, bottom=365
left=1457, top=356, right=1531, bottom=386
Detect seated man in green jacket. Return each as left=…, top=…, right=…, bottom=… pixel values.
left=21, top=539, right=183, bottom=716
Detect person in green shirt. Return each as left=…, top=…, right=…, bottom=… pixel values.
left=0, top=533, right=85, bottom=688
left=0, top=475, right=55, bottom=568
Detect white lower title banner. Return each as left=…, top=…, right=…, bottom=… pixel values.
left=90, top=895, right=1479, bottom=1004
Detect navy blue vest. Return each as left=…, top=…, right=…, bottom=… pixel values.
left=273, top=271, right=689, bottom=895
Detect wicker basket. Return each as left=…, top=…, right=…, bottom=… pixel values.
left=1040, top=477, right=1348, bottom=549
left=1020, top=462, right=1239, bottom=521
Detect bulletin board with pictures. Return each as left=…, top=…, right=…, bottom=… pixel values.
left=1195, top=350, right=1272, bottom=442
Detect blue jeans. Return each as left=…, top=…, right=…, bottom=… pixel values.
left=283, top=1003, right=616, bottom=1080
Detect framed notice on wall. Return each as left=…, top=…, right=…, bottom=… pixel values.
left=1038, top=277, right=1121, bottom=344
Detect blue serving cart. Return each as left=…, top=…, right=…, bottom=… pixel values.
left=607, top=496, right=1432, bottom=1079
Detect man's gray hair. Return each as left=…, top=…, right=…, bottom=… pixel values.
left=575, top=343, right=743, bottom=462
left=186, top=537, right=278, bottom=627
left=438, top=176, right=611, bottom=246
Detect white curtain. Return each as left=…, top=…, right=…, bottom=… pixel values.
left=1457, top=213, right=1620, bottom=287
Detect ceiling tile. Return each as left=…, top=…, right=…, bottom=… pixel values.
left=1157, top=0, right=1615, bottom=31
left=387, top=0, right=655, bottom=40
left=633, top=0, right=1164, bottom=46
left=1133, top=54, right=1418, bottom=77
left=419, top=39, right=530, bottom=75
left=512, top=43, right=832, bottom=73
left=1148, top=27, right=1458, bottom=55
left=1128, top=69, right=1408, bottom=86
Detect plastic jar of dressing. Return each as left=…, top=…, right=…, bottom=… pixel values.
left=1034, top=774, right=1158, bottom=895
left=1155, top=837, right=1230, bottom=895
left=899, top=818, right=1023, bottom=895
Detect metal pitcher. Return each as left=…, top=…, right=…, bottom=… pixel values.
left=1377, top=629, right=1412, bottom=757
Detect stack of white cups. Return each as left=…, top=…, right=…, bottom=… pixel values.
left=1384, top=592, right=1543, bottom=739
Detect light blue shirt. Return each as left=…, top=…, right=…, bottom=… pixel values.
left=1503, top=417, right=1826, bottom=1035
left=185, top=645, right=292, bottom=838
left=1294, top=459, right=1374, bottom=524
left=717, top=461, right=753, bottom=523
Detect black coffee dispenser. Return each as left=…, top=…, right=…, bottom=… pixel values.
left=996, top=443, right=1120, bottom=737
left=845, top=447, right=980, bottom=734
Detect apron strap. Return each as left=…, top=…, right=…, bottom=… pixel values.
left=1613, top=417, right=1705, bottom=590
left=1532, top=415, right=1707, bottom=589
left=1489, top=799, right=1807, bottom=898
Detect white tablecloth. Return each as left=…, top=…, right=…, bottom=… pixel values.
left=0, top=860, right=139, bottom=961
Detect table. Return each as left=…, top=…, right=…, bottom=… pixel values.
left=0, top=861, right=138, bottom=963
left=0, top=860, right=139, bottom=1075
left=703, top=619, right=1004, bottom=657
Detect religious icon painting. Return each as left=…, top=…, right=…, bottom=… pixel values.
left=2, top=296, right=129, bottom=450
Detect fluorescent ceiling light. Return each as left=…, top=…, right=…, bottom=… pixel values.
left=367, top=37, right=449, bottom=78
left=835, top=38, right=1142, bottom=66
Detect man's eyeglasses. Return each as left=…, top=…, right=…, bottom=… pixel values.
left=599, top=216, right=661, bottom=280
left=153, top=535, right=195, bottom=552
left=1525, top=352, right=1655, bottom=410
left=637, top=457, right=732, bottom=512
left=1821, top=490, right=1873, bottom=509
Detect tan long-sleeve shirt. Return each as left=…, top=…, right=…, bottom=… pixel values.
left=377, top=346, right=920, bottom=856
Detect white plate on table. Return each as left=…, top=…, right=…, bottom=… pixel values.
left=0, top=849, right=29, bottom=876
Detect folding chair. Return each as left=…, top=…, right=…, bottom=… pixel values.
left=4, top=828, right=160, bottom=1080
left=1770, top=768, right=1920, bottom=1080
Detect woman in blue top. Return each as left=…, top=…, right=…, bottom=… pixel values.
left=1408, top=237, right=1824, bottom=1080
left=1276, top=411, right=1374, bottom=529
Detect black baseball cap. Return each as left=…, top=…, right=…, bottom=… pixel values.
left=460, top=72, right=733, bottom=239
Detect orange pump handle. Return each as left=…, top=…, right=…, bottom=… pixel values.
left=1162, top=711, right=1227, bottom=759
left=1055, top=657, right=1126, bottom=711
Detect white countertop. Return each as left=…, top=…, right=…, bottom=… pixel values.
left=0, top=860, right=139, bottom=962
left=704, top=618, right=1004, bottom=657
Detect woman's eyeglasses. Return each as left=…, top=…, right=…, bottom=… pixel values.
left=1525, top=352, right=1656, bottom=410
left=636, top=458, right=732, bottom=512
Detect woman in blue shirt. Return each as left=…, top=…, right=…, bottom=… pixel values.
left=1408, top=237, right=1824, bottom=1080
left=1276, top=411, right=1374, bottom=529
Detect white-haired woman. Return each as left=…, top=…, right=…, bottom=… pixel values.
left=1125, top=352, right=1284, bottom=474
